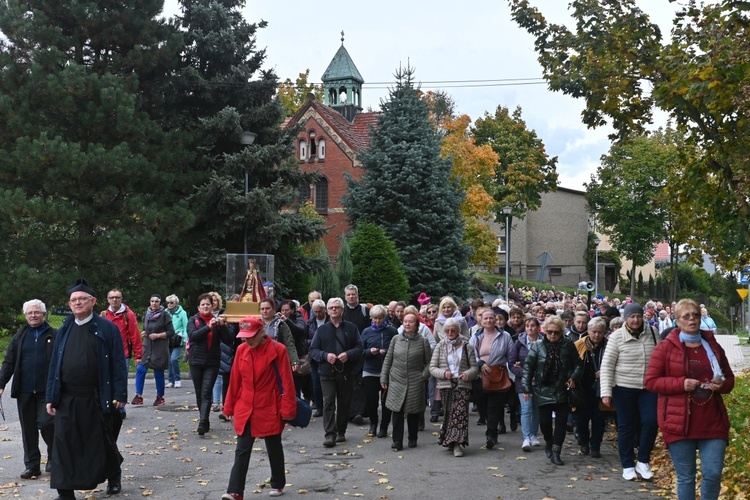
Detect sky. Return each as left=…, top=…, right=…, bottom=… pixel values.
left=162, top=0, right=678, bottom=192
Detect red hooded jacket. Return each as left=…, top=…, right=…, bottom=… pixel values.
left=223, top=338, right=297, bottom=437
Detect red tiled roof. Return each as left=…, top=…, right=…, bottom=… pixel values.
left=654, top=242, right=670, bottom=261
left=286, top=97, right=379, bottom=153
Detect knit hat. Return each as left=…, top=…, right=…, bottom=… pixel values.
left=237, top=316, right=264, bottom=339
left=623, top=302, right=643, bottom=319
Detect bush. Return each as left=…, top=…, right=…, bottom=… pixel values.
left=350, top=222, right=409, bottom=304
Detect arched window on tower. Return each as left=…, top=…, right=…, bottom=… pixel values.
left=299, top=139, right=307, bottom=161
left=299, top=183, right=312, bottom=205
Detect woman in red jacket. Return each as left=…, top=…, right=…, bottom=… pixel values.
left=221, top=317, right=297, bottom=500
left=645, top=299, right=734, bottom=500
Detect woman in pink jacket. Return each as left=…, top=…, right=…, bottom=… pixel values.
left=645, top=299, right=734, bottom=500
left=221, top=317, right=297, bottom=500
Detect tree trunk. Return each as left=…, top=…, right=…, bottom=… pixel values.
left=630, top=261, right=637, bottom=297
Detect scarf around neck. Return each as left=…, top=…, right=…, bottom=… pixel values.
left=678, top=331, right=723, bottom=380
left=541, top=337, right=563, bottom=386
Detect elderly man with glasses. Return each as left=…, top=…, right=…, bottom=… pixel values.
left=0, top=299, right=56, bottom=480
left=309, top=297, right=363, bottom=448
left=46, top=279, right=127, bottom=499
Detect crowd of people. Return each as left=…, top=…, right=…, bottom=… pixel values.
left=0, top=280, right=735, bottom=500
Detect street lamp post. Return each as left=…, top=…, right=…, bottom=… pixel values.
left=593, top=236, right=601, bottom=298
left=503, top=206, right=512, bottom=302
left=240, top=131, right=258, bottom=256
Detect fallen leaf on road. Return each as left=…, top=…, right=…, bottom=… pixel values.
left=487, top=466, right=499, bottom=470
left=141, top=490, right=153, bottom=496
left=378, top=478, right=389, bottom=484
left=298, top=490, right=308, bottom=494
left=492, top=473, right=505, bottom=478
left=519, top=487, right=528, bottom=491
left=516, top=456, right=527, bottom=460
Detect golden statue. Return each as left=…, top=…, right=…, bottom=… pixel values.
left=239, top=259, right=266, bottom=302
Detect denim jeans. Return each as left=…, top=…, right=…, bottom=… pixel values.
left=612, top=386, right=658, bottom=468
left=212, top=374, right=223, bottom=404
left=135, top=364, right=165, bottom=397
left=310, top=360, right=323, bottom=412
left=168, top=347, right=182, bottom=383
left=667, top=438, right=727, bottom=500
left=519, top=393, right=539, bottom=441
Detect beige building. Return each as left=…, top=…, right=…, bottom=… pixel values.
left=491, top=187, right=618, bottom=292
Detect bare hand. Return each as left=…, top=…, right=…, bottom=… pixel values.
left=684, top=378, right=701, bottom=392
left=380, top=349, right=387, bottom=355
left=458, top=373, right=468, bottom=381
left=709, top=378, right=725, bottom=391
left=567, top=378, right=575, bottom=389
left=46, top=403, right=56, bottom=416
left=522, top=393, right=531, bottom=402
left=292, top=364, right=299, bottom=373
left=601, top=396, right=612, bottom=407
left=444, top=371, right=452, bottom=379
left=381, top=383, right=388, bottom=390
left=481, top=364, right=491, bottom=375
left=595, top=370, right=600, bottom=379
left=370, top=348, right=379, bottom=355
left=337, top=352, right=348, bottom=364
left=326, top=353, right=337, bottom=364
left=0, top=388, right=3, bottom=396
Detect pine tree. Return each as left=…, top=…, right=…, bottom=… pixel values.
left=336, top=237, right=353, bottom=292
left=350, top=222, right=409, bottom=304
left=0, top=0, right=190, bottom=307
left=167, top=0, right=326, bottom=296
left=344, top=66, right=469, bottom=299
left=312, top=245, right=339, bottom=301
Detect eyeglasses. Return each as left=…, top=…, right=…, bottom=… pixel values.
left=545, top=330, right=562, bottom=335
left=107, top=296, right=122, bottom=300
left=24, top=311, right=44, bottom=316
left=167, top=301, right=176, bottom=305
left=681, top=312, right=701, bottom=320
left=69, top=296, right=92, bottom=304
left=427, top=310, right=438, bottom=314
left=327, top=306, right=342, bottom=310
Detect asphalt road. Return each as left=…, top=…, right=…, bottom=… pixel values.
left=0, top=376, right=669, bottom=500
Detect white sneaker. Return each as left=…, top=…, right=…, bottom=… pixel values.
left=522, top=439, right=531, bottom=452
left=268, top=489, right=283, bottom=497
left=166, top=382, right=174, bottom=388
left=174, top=381, right=181, bottom=388
left=622, top=467, right=637, bottom=481
left=529, top=435, right=541, bottom=447
left=635, top=462, right=654, bottom=480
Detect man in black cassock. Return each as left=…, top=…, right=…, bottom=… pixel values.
left=46, top=279, right=127, bottom=499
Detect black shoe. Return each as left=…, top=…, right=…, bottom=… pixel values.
left=580, top=445, right=590, bottom=455
left=197, top=425, right=206, bottom=436
left=408, top=439, right=417, bottom=448
left=591, top=449, right=602, bottom=458
left=486, top=437, right=495, bottom=450
left=54, top=490, right=76, bottom=500
left=429, top=415, right=439, bottom=423
left=476, top=418, right=486, bottom=425
left=45, top=461, right=52, bottom=473
left=335, top=434, right=346, bottom=443
left=510, top=413, right=518, bottom=431
left=368, top=424, right=377, bottom=436
left=351, top=415, right=364, bottom=425
left=566, top=422, right=575, bottom=433
left=545, top=443, right=553, bottom=458
left=391, top=441, right=403, bottom=451
left=313, top=410, right=323, bottom=418
left=106, top=479, right=122, bottom=495
left=323, top=436, right=336, bottom=448
left=551, top=445, right=564, bottom=465
left=377, top=428, right=388, bottom=438
left=20, top=468, right=41, bottom=479
left=498, top=424, right=507, bottom=435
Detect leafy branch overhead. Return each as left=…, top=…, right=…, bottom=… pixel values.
left=509, top=0, right=750, bottom=266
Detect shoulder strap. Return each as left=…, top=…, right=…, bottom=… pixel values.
left=361, top=304, right=367, bottom=316
left=272, top=361, right=284, bottom=396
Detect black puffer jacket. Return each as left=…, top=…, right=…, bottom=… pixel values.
left=187, top=314, right=233, bottom=367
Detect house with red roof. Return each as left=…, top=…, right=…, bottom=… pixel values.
left=285, top=37, right=379, bottom=257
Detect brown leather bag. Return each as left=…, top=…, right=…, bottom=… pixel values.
left=481, top=364, right=512, bottom=392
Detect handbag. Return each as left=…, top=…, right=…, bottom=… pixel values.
left=272, top=362, right=312, bottom=428
left=481, top=364, right=512, bottom=392
left=297, top=354, right=312, bottom=377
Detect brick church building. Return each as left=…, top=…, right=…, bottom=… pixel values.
left=285, top=38, right=379, bottom=257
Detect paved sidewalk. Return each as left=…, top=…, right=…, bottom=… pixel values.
left=715, top=335, right=748, bottom=372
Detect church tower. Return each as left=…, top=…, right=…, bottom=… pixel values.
left=321, top=31, right=364, bottom=123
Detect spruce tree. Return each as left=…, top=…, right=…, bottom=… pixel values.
left=336, top=237, right=353, bottom=292
left=0, top=0, right=190, bottom=307
left=344, top=66, right=469, bottom=299
left=350, top=222, right=409, bottom=305
left=167, top=0, right=326, bottom=296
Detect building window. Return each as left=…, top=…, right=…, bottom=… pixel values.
left=309, top=131, right=317, bottom=157
left=299, top=140, right=307, bottom=161
left=549, top=267, right=562, bottom=277
left=318, top=138, right=326, bottom=159
left=299, top=183, right=312, bottom=205
left=314, top=178, right=328, bottom=214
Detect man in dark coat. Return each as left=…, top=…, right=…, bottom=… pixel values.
left=309, top=297, right=363, bottom=447
left=46, top=279, right=127, bottom=499
left=0, top=299, right=56, bottom=479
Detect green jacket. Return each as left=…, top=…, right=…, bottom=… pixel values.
left=520, top=337, right=582, bottom=406
left=381, top=333, right=431, bottom=414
